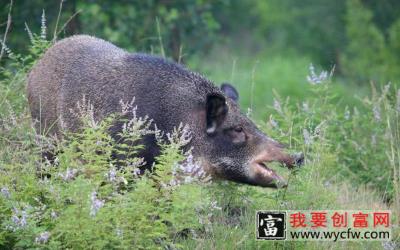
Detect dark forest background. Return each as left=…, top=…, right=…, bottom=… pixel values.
left=2, top=0, right=400, bottom=84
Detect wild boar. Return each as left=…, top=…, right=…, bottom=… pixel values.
left=27, top=35, right=303, bottom=188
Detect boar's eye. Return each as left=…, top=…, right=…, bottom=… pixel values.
left=227, top=126, right=246, bottom=144
left=234, top=126, right=243, bottom=133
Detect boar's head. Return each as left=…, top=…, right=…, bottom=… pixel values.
left=195, top=83, right=303, bottom=188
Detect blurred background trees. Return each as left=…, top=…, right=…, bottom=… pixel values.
left=1, top=0, right=399, bottom=83
left=0, top=0, right=400, bottom=83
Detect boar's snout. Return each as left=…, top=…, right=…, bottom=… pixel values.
left=201, top=83, right=305, bottom=189
left=248, top=141, right=304, bottom=188
left=290, top=152, right=305, bottom=167
left=280, top=151, right=305, bottom=169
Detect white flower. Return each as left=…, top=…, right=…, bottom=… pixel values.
left=179, top=154, right=208, bottom=180
left=382, top=241, right=397, bottom=250
left=273, top=98, right=282, bottom=114
left=1, top=187, right=10, bottom=199
left=373, top=105, right=381, bottom=122
left=279, top=201, right=288, bottom=207
left=165, top=123, right=192, bottom=147
left=303, top=129, right=312, bottom=145
left=51, top=211, right=58, bottom=219
left=40, top=9, right=46, bottom=40
left=169, top=178, right=179, bottom=186
left=116, top=228, right=123, bottom=237
left=107, top=167, right=117, bottom=182
left=184, top=176, right=193, bottom=184
left=246, top=107, right=253, bottom=117
left=302, top=102, right=310, bottom=112
left=133, top=168, right=141, bottom=177
left=344, top=106, right=351, bottom=120
left=72, top=96, right=98, bottom=128
left=169, top=154, right=210, bottom=187
left=90, top=191, right=105, bottom=217
left=58, top=168, right=78, bottom=181
left=210, top=200, right=222, bottom=210
left=10, top=207, right=28, bottom=231
left=306, top=63, right=329, bottom=85
left=119, top=98, right=136, bottom=115
left=35, top=231, right=50, bottom=244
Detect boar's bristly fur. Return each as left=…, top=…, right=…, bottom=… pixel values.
left=28, top=35, right=302, bottom=188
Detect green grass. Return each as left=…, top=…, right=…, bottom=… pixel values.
left=0, top=31, right=399, bottom=249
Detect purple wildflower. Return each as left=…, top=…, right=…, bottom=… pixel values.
left=303, top=129, right=312, bottom=145
left=90, top=191, right=105, bottom=217
left=1, top=187, right=10, bottom=199
left=307, top=63, right=329, bottom=85
left=10, top=207, right=28, bottom=231
left=373, top=105, right=381, bottom=122
left=59, top=168, right=78, bottom=181
left=35, top=231, right=51, bottom=244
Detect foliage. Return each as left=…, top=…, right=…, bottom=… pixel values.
left=1, top=0, right=227, bottom=62
left=341, top=0, right=400, bottom=83
left=248, top=0, right=346, bottom=67
left=2, top=0, right=400, bottom=83
left=0, top=6, right=399, bottom=250
left=265, top=65, right=400, bottom=201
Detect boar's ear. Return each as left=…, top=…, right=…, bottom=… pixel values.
left=206, top=93, right=228, bottom=134
left=221, top=83, right=239, bottom=102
